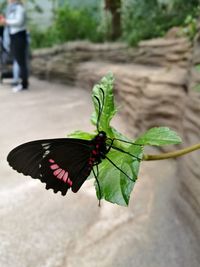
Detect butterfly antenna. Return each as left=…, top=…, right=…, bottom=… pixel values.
left=92, top=166, right=101, bottom=207
left=94, top=96, right=101, bottom=133
left=99, top=87, right=105, bottom=107
left=94, top=87, right=105, bottom=133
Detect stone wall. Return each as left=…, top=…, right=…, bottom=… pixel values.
left=31, top=36, right=192, bottom=135
left=31, top=35, right=200, bottom=248
left=176, top=25, right=200, bottom=244
left=31, top=37, right=191, bottom=84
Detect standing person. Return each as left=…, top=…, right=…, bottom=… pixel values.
left=2, top=22, right=20, bottom=85
left=0, top=0, right=29, bottom=92
left=3, top=24, right=30, bottom=86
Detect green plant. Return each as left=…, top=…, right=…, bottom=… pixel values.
left=193, top=64, right=200, bottom=92
left=29, top=0, right=200, bottom=49
left=69, top=74, right=200, bottom=206
left=122, top=0, right=199, bottom=46
left=29, top=24, right=59, bottom=49
left=181, top=14, right=198, bottom=40
left=30, top=3, right=104, bottom=48
left=53, top=4, right=103, bottom=42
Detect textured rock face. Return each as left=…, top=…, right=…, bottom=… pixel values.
left=31, top=42, right=129, bottom=83
left=31, top=36, right=200, bottom=262
left=31, top=38, right=192, bottom=83
left=177, top=29, right=200, bottom=246
left=31, top=37, right=191, bottom=137
left=76, top=62, right=188, bottom=137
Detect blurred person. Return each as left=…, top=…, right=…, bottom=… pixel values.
left=0, top=0, right=29, bottom=92
left=2, top=23, right=20, bottom=85
left=12, top=59, right=20, bottom=85
left=3, top=24, right=30, bottom=86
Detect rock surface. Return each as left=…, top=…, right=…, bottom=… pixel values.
left=0, top=78, right=199, bottom=267
left=31, top=37, right=191, bottom=84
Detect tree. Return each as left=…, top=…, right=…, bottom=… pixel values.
left=104, top=0, right=121, bottom=40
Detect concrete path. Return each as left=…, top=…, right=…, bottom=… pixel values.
left=0, top=77, right=199, bottom=267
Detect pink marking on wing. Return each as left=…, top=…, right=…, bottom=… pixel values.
left=49, top=159, right=55, bottom=163
left=50, top=164, right=59, bottom=170
left=67, top=178, right=73, bottom=187
left=53, top=168, right=62, bottom=177
left=92, top=150, right=97, bottom=155
left=63, top=171, right=69, bottom=183
left=57, top=170, right=65, bottom=179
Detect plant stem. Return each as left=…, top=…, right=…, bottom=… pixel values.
left=143, top=143, right=200, bottom=161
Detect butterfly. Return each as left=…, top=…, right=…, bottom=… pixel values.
left=7, top=131, right=109, bottom=196
left=7, top=88, right=140, bottom=201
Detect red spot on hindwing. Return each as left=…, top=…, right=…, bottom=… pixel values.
left=63, top=171, right=68, bottom=182
left=50, top=164, right=59, bottom=170
left=92, top=150, right=97, bottom=155
left=48, top=159, right=72, bottom=187
left=53, top=168, right=62, bottom=176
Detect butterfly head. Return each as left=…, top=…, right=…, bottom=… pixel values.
left=93, top=131, right=107, bottom=144
left=98, top=131, right=107, bottom=140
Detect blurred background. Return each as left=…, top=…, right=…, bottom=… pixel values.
left=0, top=0, right=200, bottom=266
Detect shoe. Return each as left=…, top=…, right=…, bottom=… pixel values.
left=12, top=84, right=23, bottom=93
left=11, top=81, right=20, bottom=87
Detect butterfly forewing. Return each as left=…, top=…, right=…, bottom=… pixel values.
left=7, top=138, right=94, bottom=195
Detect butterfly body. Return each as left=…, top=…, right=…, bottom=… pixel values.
left=7, top=131, right=108, bottom=195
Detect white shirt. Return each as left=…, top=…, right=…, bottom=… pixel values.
left=6, top=3, right=26, bottom=35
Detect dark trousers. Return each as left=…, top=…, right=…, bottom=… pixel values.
left=10, top=30, right=28, bottom=88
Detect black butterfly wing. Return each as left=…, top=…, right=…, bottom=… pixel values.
left=7, top=138, right=94, bottom=195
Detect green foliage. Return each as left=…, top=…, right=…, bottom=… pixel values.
left=70, top=74, right=182, bottom=206
left=53, top=4, right=102, bottom=42
left=195, top=64, right=200, bottom=72
left=68, top=130, right=95, bottom=140
left=95, top=147, right=142, bottom=206
left=135, top=127, right=182, bottom=146
left=29, top=24, right=58, bottom=49
left=30, top=3, right=103, bottom=48
left=30, top=0, right=200, bottom=48
left=122, top=0, right=199, bottom=46
left=193, top=64, right=200, bottom=92
left=91, top=74, right=117, bottom=138
left=181, top=14, right=198, bottom=40
left=193, top=84, right=200, bottom=92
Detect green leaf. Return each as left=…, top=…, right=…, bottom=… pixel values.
left=95, top=144, right=143, bottom=206
left=193, top=84, right=200, bottom=92
left=66, top=74, right=143, bottom=206
left=68, top=130, right=95, bottom=140
left=91, top=73, right=117, bottom=138
left=195, top=64, right=200, bottom=72
left=67, top=75, right=183, bottom=207
left=135, top=127, right=182, bottom=146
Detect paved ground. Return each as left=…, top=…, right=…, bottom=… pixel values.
left=0, top=77, right=199, bottom=267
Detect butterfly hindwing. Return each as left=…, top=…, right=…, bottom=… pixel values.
left=7, top=138, right=94, bottom=195
left=40, top=141, right=93, bottom=194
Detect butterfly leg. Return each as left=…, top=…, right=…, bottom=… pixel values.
left=105, top=138, right=115, bottom=154
left=106, top=138, right=142, bottom=161
left=92, top=165, right=101, bottom=207
left=104, top=155, right=135, bottom=182
left=109, top=145, right=142, bottom=161
left=108, top=137, right=142, bottom=146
